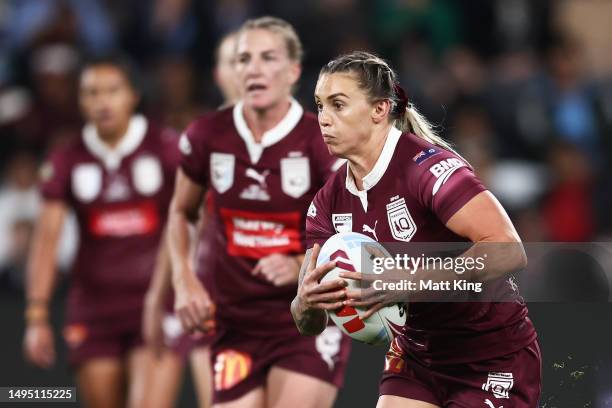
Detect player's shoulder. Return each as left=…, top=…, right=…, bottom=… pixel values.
left=295, top=110, right=322, bottom=139
left=396, top=132, right=464, bottom=180
left=183, top=107, right=234, bottom=143
left=47, top=134, right=87, bottom=163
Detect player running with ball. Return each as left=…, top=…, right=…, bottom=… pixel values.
left=292, top=51, right=541, bottom=408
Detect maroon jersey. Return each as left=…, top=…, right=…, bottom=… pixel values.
left=180, top=100, right=340, bottom=337
left=40, top=115, right=180, bottom=321
left=307, top=127, right=537, bottom=365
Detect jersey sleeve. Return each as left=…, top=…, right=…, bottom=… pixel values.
left=178, top=119, right=210, bottom=188
left=305, top=187, right=335, bottom=249
left=39, top=148, right=71, bottom=202
left=415, top=152, right=487, bottom=224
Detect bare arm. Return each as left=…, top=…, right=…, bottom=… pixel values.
left=145, top=228, right=173, bottom=304
left=168, top=169, right=204, bottom=288
left=23, top=200, right=66, bottom=368
left=168, top=169, right=214, bottom=332
left=291, top=245, right=347, bottom=336
left=26, top=201, right=67, bottom=318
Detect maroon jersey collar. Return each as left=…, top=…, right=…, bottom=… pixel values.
left=82, top=114, right=148, bottom=171
left=232, top=98, right=304, bottom=164
left=345, top=126, right=402, bottom=211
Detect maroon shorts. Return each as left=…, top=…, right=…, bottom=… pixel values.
left=380, top=338, right=542, bottom=407
left=211, top=326, right=351, bottom=404
left=163, top=312, right=216, bottom=359
left=63, top=311, right=144, bottom=367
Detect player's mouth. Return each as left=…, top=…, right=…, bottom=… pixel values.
left=322, top=133, right=335, bottom=143
left=246, top=83, right=267, bottom=94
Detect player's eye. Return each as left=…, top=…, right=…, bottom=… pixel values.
left=315, top=102, right=323, bottom=112
left=238, top=54, right=249, bottom=64
left=333, top=101, right=344, bottom=110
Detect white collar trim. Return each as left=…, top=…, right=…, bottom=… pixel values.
left=345, top=126, right=402, bottom=211
left=232, top=98, right=304, bottom=164
left=83, top=114, right=148, bottom=171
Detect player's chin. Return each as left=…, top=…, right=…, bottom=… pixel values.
left=244, top=92, right=274, bottom=111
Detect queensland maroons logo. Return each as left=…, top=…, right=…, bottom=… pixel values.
left=210, top=152, right=235, bottom=193
left=386, top=197, right=416, bottom=242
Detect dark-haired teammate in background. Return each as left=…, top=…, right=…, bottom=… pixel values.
left=169, top=17, right=349, bottom=408
left=23, top=58, right=182, bottom=408
left=293, top=52, right=541, bottom=408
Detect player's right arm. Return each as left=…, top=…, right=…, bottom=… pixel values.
left=168, top=169, right=214, bottom=333
left=23, top=200, right=67, bottom=368
left=291, top=244, right=347, bottom=336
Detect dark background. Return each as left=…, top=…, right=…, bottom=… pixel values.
left=2, top=0, right=612, bottom=406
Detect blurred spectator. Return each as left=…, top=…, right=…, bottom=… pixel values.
left=0, top=151, right=77, bottom=289
left=542, top=142, right=595, bottom=242
left=150, top=57, right=206, bottom=131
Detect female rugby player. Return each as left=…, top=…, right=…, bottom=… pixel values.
left=142, top=31, right=242, bottom=408
left=169, top=17, right=349, bottom=408
left=292, top=51, right=541, bottom=408
left=23, top=57, right=182, bottom=408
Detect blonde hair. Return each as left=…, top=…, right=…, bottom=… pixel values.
left=320, top=51, right=455, bottom=152
left=239, top=16, right=303, bottom=63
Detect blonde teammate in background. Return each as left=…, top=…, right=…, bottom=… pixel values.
left=142, top=31, right=242, bottom=408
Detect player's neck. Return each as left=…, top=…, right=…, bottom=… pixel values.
left=97, top=121, right=130, bottom=149
left=243, top=99, right=291, bottom=143
left=349, top=124, right=392, bottom=190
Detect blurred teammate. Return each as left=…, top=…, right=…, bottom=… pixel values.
left=293, top=51, right=541, bottom=407
left=169, top=16, right=349, bottom=408
left=23, top=56, right=182, bottom=408
left=142, top=31, right=241, bottom=408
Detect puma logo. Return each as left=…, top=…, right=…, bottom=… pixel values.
left=245, top=168, right=270, bottom=187
left=362, top=220, right=378, bottom=241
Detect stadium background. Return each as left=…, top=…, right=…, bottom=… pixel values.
left=0, top=0, right=611, bottom=406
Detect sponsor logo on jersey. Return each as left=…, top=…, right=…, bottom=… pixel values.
left=482, top=372, right=514, bottom=399
left=132, top=155, right=163, bottom=196
left=178, top=133, right=192, bottom=155
left=213, top=349, right=252, bottom=391
left=89, top=201, right=159, bottom=237
left=429, top=158, right=465, bottom=196
left=240, top=168, right=270, bottom=201
left=281, top=156, right=310, bottom=198
left=386, top=198, right=417, bottom=242
left=72, top=163, right=102, bottom=203
left=210, top=152, right=235, bottom=194
left=307, top=201, right=317, bottom=218
left=413, top=147, right=440, bottom=165
left=332, top=213, right=352, bottom=233
left=220, top=208, right=302, bottom=258
left=315, top=326, right=342, bottom=370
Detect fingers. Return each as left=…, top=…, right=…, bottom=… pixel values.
left=365, top=244, right=386, bottom=258
left=361, top=303, right=385, bottom=320
left=308, top=244, right=321, bottom=273
left=310, top=277, right=347, bottom=294
left=307, top=260, right=337, bottom=283
left=338, top=271, right=362, bottom=281
left=308, top=288, right=347, bottom=303
left=310, top=301, right=344, bottom=311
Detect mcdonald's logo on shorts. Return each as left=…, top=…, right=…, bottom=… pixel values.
left=213, top=349, right=252, bottom=391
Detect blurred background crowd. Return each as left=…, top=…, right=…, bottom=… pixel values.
left=3, top=0, right=612, bottom=290
left=0, top=0, right=612, bottom=405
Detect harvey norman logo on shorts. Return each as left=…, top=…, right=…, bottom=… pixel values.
left=429, top=158, right=465, bottom=196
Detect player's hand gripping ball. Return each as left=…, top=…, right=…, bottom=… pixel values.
left=317, top=232, right=406, bottom=345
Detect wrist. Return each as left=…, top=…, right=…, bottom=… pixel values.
left=25, top=303, right=49, bottom=325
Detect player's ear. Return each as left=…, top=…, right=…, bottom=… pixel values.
left=288, top=62, right=301, bottom=86
left=372, top=99, right=391, bottom=124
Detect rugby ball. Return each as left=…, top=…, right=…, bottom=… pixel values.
left=317, top=232, right=406, bottom=345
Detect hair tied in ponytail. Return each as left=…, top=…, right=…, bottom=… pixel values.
left=393, top=82, right=408, bottom=114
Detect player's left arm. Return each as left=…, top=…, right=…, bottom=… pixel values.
left=445, top=190, right=527, bottom=282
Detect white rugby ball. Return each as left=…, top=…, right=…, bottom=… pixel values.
left=317, top=232, right=406, bottom=346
